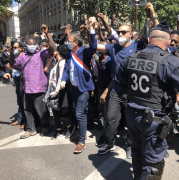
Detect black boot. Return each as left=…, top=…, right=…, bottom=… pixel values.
left=140, top=160, right=165, bottom=180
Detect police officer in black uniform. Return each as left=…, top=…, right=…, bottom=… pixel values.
left=114, top=20, right=179, bottom=180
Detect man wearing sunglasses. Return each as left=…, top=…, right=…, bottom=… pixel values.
left=96, top=11, right=150, bottom=155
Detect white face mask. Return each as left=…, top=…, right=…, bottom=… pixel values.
left=26, top=45, right=37, bottom=54
left=41, top=47, right=47, bottom=51
left=118, top=37, right=128, bottom=46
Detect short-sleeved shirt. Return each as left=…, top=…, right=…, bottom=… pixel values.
left=105, top=41, right=145, bottom=93
left=14, top=49, right=51, bottom=94
left=98, top=56, right=113, bottom=91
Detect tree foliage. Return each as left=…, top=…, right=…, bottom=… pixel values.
left=0, top=0, right=21, bottom=16
left=65, top=0, right=179, bottom=30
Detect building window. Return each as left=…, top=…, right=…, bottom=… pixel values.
left=64, top=11, right=66, bottom=22
left=73, top=7, right=81, bottom=22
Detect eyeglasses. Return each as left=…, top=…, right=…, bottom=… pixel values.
left=13, top=47, right=19, bottom=49
left=117, top=31, right=130, bottom=35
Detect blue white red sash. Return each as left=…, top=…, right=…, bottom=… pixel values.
left=71, top=52, right=92, bottom=79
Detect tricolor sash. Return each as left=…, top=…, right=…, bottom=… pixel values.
left=71, top=51, right=92, bottom=79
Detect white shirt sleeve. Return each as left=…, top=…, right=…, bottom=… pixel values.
left=56, top=59, right=66, bottom=91
left=108, top=28, right=119, bottom=44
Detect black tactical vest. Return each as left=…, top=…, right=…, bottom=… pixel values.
left=127, top=51, right=175, bottom=110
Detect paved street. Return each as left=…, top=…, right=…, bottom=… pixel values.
left=0, top=81, right=179, bottom=180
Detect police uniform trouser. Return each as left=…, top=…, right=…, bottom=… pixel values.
left=126, top=106, right=167, bottom=179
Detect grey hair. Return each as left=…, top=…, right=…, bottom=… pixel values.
left=69, top=31, right=84, bottom=47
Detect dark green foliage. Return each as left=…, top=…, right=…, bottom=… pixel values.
left=0, top=0, right=21, bottom=16
left=64, top=0, right=179, bottom=30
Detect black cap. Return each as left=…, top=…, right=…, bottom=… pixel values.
left=152, top=19, right=170, bottom=34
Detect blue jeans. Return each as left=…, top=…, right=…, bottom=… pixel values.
left=72, top=87, right=89, bottom=144
left=126, top=106, right=167, bottom=177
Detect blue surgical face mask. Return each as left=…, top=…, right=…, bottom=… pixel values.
left=13, top=49, right=20, bottom=57
left=67, top=42, right=73, bottom=50
left=168, top=46, right=177, bottom=53
left=130, top=40, right=135, bottom=43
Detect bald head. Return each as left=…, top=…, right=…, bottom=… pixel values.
left=149, top=30, right=171, bottom=50
left=118, top=25, right=131, bottom=32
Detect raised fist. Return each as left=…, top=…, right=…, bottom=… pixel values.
left=146, top=2, right=155, bottom=17
left=41, top=24, right=48, bottom=34
left=97, top=13, right=104, bottom=21
left=34, top=32, right=39, bottom=38
left=89, top=17, right=96, bottom=28
left=80, top=25, right=85, bottom=32
left=65, top=24, right=73, bottom=36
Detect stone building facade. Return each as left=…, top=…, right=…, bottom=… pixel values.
left=9, top=5, right=20, bottom=42
left=0, top=8, right=13, bottom=47
left=18, top=0, right=78, bottom=42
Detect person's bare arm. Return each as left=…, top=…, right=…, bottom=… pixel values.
left=44, top=52, right=58, bottom=73
left=9, top=45, right=16, bottom=68
left=97, top=44, right=105, bottom=54
left=97, top=13, right=111, bottom=35
left=147, top=2, right=159, bottom=27
left=87, top=30, right=90, bottom=45
left=7, top=62, right=22, bottom=72
left=80, top=24, right=85, bottom=37
left=95, top=22, right=104, bottom=41
left=41, top=24, right=56, bottom=54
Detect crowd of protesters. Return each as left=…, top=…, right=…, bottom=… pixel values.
left=1, top=2, right=179, bottom=179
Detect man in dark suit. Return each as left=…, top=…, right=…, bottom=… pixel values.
left=60, top=17, right=97, bottom=153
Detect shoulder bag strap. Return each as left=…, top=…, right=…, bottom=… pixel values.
left=22, top=55, right=33, bottom=73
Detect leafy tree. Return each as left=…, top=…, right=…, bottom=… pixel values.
left=64, top=0, right=131, bottom=22
left=121, top=0, right=179, bottom=30
left=64, top=0, right=179, bottom=30
left=0, top=0, right=21, bottom=16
